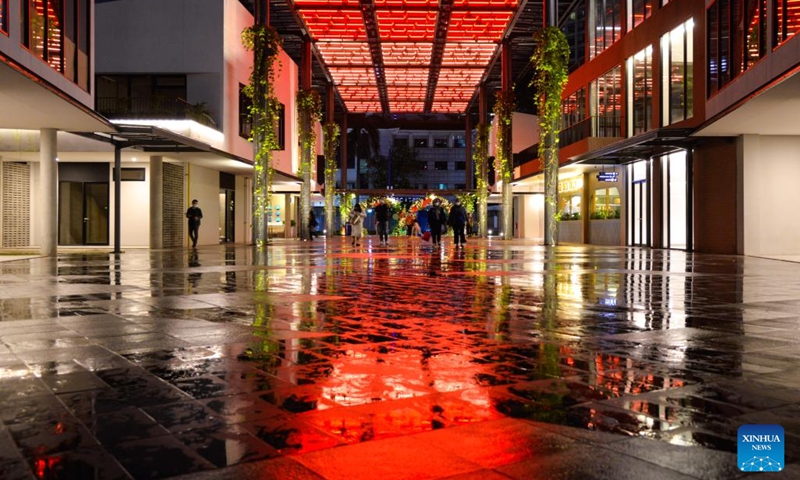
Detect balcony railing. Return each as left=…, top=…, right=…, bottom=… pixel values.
left=96, top=96, right=216, bottom=127
left=513, top=114, right=623, bottom=167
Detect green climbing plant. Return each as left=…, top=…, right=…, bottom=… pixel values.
left=296, top=88, right=322, bottom=177
left=530, top=26, right=570, bottom=168
left=493, top=90, right=516, bottom=185
left=242, top=24, right=282, bottom=246
left=531, top=25, right=570, bottom=246
left=473, top=123, right=490, bottom=237
left=323, top=122, right=341, bottom=236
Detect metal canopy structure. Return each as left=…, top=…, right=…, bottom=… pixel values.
left=240, top=0, right=577, bottom=119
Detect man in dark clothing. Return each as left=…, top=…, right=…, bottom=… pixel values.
left=186, top=199, right=203, bottom=248
left=375, top=200, right=390, bottom=246
left=427, top=198, right=447, bottom=247
left=448, top=198, right=468, bottom=249
left=307, top=209, right=319, bottom=241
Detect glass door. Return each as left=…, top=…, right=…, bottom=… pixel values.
left=58, top=181, right=109, bottom=245
left=219, top=189, right=235, bottom=243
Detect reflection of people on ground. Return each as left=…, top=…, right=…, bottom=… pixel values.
left=427, top=198, right=447, bottom=248
left=411, top=221, right=421, bottom=237
left=375, top=200, right=390, bottom=246
left=448, top=198, right=468, bottom=249
left=306, top=210, right=318, bottom=241
left=404, top=213, right=415, bottom=236
left=185, top=199, right=203, bottom=248
left=348, top=204, right=366, bottom=247
left=188, top=249, right=202, bottom=287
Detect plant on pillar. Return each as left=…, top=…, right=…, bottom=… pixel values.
left=473, top=123, right=490, bottom=237
left=242, top=25, right=282, bottom=247
left=323, top=122, right=341, bottom=236
left=493, top=89, right=515, bottom=240
left=530, top=26, right=569, bottom=246
left=296, top=88, right=322, bottom=178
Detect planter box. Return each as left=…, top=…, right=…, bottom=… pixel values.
left=558, top=220, right=583, bottom=243
left=588, top=219, right=621, bottom=245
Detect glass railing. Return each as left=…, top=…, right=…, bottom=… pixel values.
left=96, top=97, right=216, bottom=127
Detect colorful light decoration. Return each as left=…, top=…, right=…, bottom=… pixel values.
left=290, top=0, right=520, bottom=114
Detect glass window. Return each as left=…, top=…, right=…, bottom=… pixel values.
left=434, top=161, right=448, bottom=171
left=23, top=1, right=90, bottom=90
left=591, top=0, right=623, bottom=59
left=1, top=0, right=7, bottom=33
left=453, top=135, right=466, bottom=147
left=433, top=138, right=448, bottom=148
left=561, top=87, right=588, bottom=146
left=662, top=20, right=694, bottom=125
left=628, top=0, right=654, bottom=30
left=239, top=84, right=252, bottom=139
left=393, top=137, right=408, bottom=148
left=593, top=187, right=620, bottom=218
left=627, top=45, right=653, bottom=136
left=564, top=0, right=587, bottom=69
left=591, top=66, right=622, bottom=137
left=707, top=0, right=766, bottom=96
left=775, top=0, right=800, bottom=47
left=455, top=161, right=466, bottom=170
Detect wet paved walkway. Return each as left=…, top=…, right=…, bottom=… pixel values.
left=1, top=238, right=799, bottom=479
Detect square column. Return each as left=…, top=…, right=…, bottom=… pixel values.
left=39, top=129, right=57, bottom=256
left=149, top=156, right=163, bottom=249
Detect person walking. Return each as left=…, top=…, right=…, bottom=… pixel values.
left=448, top=198, right=468, bottom=249
left=348, top=204, right=366, bottom=246
left=186, top=199, right=203, bottom=248
left=404, top=213, right=415, bottom=236
left=307, top=209, right=319, bottom=241
left=375, top=199, right=390, bottom=246
left=427, top=198, right=447, bottom=248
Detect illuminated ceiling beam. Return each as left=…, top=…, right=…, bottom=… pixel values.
left=423, top=0, right=453, bottom=113
left=359, top=0, right=390, bottom=114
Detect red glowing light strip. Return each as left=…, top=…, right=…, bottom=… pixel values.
left=437, top=68, right=484, bottom=86
left=375, top=0, right=437, bottom=7
left=452, top=0, right=518, bottom=7
left=435, top=86, right=477, bottom=100
left=316, top=42, right=373, bottom=66
left=346, top=101, right=383, bottom=112
left=430, top=102, right=470, bottom=113
left=441, top=43, right=496, bottom=66
left=387, top=86, right=428, bottom=99
left=384, top=68, right=430, bottom=85
left=329, top=67, right=377, bottom=86
left=376, top=11, right=437, bottom=41
left=300, top=10, right=366, bottom=41
left=293, top=0, right=361, bottom=6
left=447, top=11, right=513, bottom=41
left=382, top=43, right=433, bottom=66
left=337, top=86, right=381, bottom=101
left=389, top=102, right=426, bottom=111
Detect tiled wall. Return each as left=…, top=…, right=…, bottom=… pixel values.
left=163, top=163, right=185, bottom=248
left=2, top=162, right=31, bottom=248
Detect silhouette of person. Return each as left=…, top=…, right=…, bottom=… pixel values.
left=186, top=199, right=203, bottom=248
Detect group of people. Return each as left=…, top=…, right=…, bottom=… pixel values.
left=346, top=198, right=469, bottom=249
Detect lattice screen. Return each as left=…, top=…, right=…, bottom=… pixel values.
left=163, top=163, right=185, bottom=248
left=2, top=162, right=31, bottom=247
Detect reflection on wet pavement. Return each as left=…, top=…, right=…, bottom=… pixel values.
left=1, top=240, right=800, bottom=479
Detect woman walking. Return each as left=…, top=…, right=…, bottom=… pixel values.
left=348, top=204, right=366, bottom=246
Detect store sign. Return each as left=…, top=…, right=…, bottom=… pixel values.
left=559, top=177, right=583, bottom=192
left=597, top=172, right=618, bottom=182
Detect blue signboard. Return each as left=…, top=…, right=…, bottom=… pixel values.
left=597, top=172, right=618, bottom=182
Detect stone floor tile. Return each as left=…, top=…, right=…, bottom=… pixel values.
left=603, top=436, right=740, bottom=479
left=295, top=435, right=484, bottom=480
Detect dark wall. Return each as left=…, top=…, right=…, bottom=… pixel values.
left=693, top=138, right=738, bottom=254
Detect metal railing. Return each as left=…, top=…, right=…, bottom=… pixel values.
left=96, top=96, right=216, bottom=127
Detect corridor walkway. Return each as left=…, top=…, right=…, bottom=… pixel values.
left=0, top=238, right=798, bottom=479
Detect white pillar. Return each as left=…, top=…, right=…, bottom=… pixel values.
left=39, top=129, right=57, bottom=256
left=149, top=156, right=163, bottom=249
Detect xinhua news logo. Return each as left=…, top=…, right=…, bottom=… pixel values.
left=738, top=425, right=784, bottom=472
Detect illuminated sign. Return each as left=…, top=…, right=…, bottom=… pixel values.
left=597, top=172, right=618, bottom=182
left=559, top=176, right=583, bottom=192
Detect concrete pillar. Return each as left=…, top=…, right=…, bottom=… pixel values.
left=39, top=129, right=57, bottom=257
left=149, top=156, right=164, bottom=249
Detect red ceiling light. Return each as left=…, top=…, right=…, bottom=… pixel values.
left=291, top=0, right=520, bottom=114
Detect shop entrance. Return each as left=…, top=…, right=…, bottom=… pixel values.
left=58, top=164, right=110, bottom=246
left=628, top=161, right=649, bottom=246
left=219, top=172, right=236, bottom=243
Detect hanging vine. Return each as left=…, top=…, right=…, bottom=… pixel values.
left=296, top=88, right=323, bottom=177
left=323, top=122, right=341, bottom=235
left=338, top=192, right=356, bottom=224
left=530, top=26, right=570, bottom=166
left=493, top=90, right=516, bottom=184
left=242, top=25, right=282, bottom=246
left=473, top=123, right=489, bottom=195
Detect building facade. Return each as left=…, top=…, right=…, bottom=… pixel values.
left=514, top=0, right=800, bottom=256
